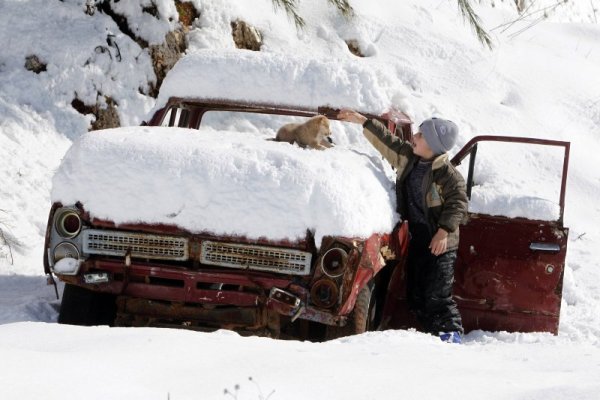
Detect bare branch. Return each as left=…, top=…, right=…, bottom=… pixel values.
left=0, top=211, right=23, bottom=265
left=0, top=227, right=14, bottom=265
left=492, top=0, right=538, bottom=33
left=491, top=1, right=569, bottom=40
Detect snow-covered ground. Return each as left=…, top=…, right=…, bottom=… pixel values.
left=2, top=0, right=600, bottom=398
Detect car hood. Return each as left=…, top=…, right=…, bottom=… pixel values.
left=52, top=126, right=398, bottom=246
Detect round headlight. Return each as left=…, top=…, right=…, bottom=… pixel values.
left=53, top=242, right=80, bottom=263
left=321, top=247, right=348, bottom=278
left=310, top=279, right=339, bottom=308
left=55, top=209, right=82, bottom=238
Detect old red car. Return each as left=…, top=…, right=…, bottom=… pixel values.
left=44, top=94, right=570, bottom=339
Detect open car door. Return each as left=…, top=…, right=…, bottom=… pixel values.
left=452, top=136, right=569, bottom=334
left=383, top=135, right=570, bottom=334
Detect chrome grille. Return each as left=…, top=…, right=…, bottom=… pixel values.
left=200, top=241, right=311, bottom=276
left=83, top=229, right=188, bottom=261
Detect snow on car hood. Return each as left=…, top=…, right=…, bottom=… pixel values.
left=51, top=126, right=398, bottom=246
left=153, top=49, right=399, bottom=116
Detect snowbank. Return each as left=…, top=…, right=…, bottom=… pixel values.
left=154, top=50, right=399, bottom=115
left=51, top=126, right=398, bottom=245
left=0, top=0, right=157, bottom=132
left=1, top=322, right=600, bottom=400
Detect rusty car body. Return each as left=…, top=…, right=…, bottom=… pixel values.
left=44, top=98, right=570, bottom=338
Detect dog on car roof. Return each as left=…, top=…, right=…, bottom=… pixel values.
left=274, top=115, right=333, bottom=150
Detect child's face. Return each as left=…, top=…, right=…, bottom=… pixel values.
left=412, top=132, right=435, bottom=159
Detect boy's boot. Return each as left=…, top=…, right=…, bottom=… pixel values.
left=439, top=331, right=462, bottom=344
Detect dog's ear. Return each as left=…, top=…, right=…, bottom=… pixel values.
left=318, top=116, right=331, bottom=134
left=315, top=115, right=327, bottom=123
left=306, top=115, right=324, bottom=129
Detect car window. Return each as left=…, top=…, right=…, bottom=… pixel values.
left=160, top=107, right=189, bottom=128
left=455, top=141, right=564, bottom=221
left=200, top=111, right=305, bottom=138
left=198, top=111, right=365, bottom=146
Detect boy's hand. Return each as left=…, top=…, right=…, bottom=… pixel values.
left=338, top=109, right=368, bottom=125
left=430, top=228, right=448, bottom=256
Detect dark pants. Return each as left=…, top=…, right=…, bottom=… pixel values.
left=406, top=225, right=463, bottom=334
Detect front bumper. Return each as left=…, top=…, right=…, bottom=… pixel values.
left=57, top=259, right=343, bottom=328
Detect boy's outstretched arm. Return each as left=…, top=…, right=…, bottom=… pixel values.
left=337, top=109, right=413, bottom=170
left=337, top=109, right=367, bottom=125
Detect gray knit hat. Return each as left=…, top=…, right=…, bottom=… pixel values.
left=419, top=118, right=459, bottom=155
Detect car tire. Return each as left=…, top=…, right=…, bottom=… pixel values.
left=353, top=282, right=377, bottom=334
left=326, top=282, right=377, bottom=340
left=58, top=284, right=116, bottom=326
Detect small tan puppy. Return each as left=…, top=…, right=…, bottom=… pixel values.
left=275, top=115, right=333, bottom=150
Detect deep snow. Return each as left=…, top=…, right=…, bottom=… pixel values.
left=51, top=125, right=398, bottom=245
left=2, top=0, right=600, bottom=399
left=153, top=49, right=400, bottom=114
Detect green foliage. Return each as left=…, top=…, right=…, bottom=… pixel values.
left=457, top=0, right=493, bottom=49
left=327, top=0, right=354, bottom=18
left=272, top=0, right=305, bottom=29
left=273, top=0, right=490, bottom=49
left=272, top=0, right=354, bottom=29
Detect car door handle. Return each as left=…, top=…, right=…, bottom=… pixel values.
left=529, top=242, right=561, bottom=252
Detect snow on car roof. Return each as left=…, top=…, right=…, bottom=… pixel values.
left=51, top=126, right=398, bottom=246
left=154, top=49, right=398, bottom=116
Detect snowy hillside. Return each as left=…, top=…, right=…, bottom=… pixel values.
left=2, top=0, right=600, bottom=399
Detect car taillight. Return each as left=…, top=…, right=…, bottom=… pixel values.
left=55, top=208, right=82, bottom=238
left=321, top=247, right=348, bottom=278
left=310, top=279, right=338, bottom=308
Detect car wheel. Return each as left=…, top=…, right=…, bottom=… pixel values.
left=58, top=284, right=116, bottom=326
left=326, top=282, right=377, bottom=340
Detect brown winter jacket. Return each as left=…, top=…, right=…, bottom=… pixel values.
left=362, top=119, right=468, bottom=251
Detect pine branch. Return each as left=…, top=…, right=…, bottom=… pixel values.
left=457, top=0, right=493, bottom=50
left=328, top=0, right=355, bottom=19
left=272, top=0, right=305, bottom=29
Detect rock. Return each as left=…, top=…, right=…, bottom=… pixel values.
left=96, top=1, right=189, bottom=97
left=149, top=29, right=187, bottom=97
left=231, top=20, right=262, bottom=51
left=24, top=55, right=47, bottom=74
left=175, top=0, right=199, bottom=27
left=345, top=40, right=364, bottom=57
left=71, top=96, right=120, bottom=131
left=92, top=97, right=120, bottom=130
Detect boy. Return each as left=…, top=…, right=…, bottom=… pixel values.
left=338, top=109, right=468, bottom=343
